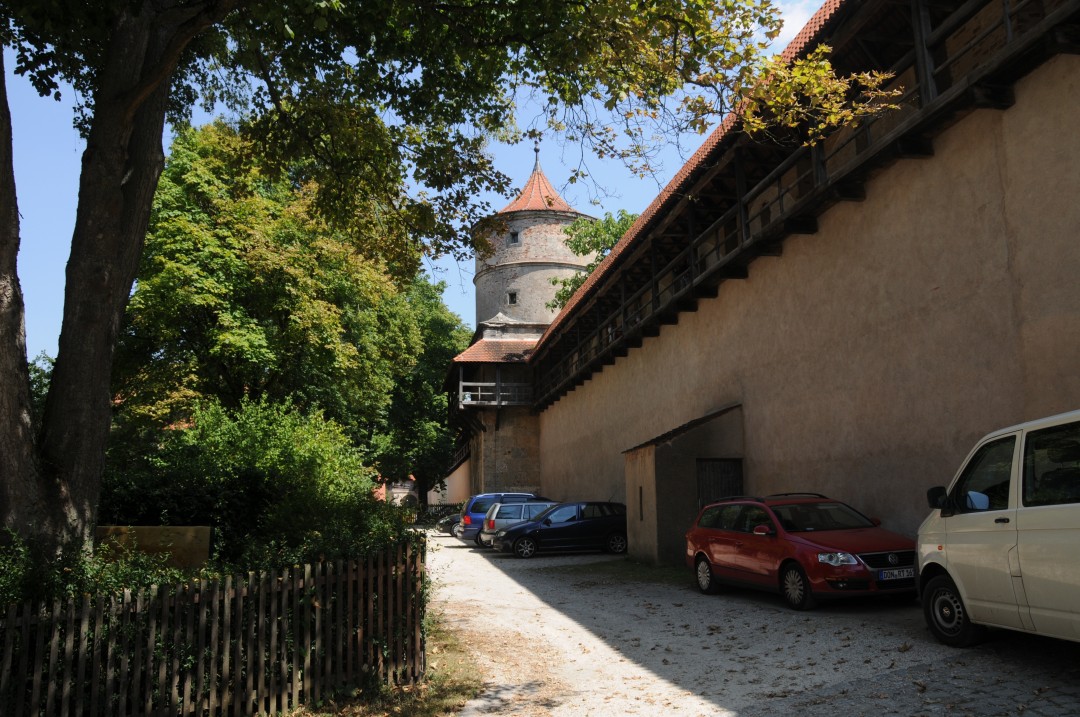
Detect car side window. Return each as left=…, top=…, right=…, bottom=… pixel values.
left=497, top=505, right=523, bottom=520
left=739, top=506, right=773, bottom=533
left=546, top=505, right=579, bottom=523
left=471, top=499, right=493, bottom=514
left=582, top=504, right=604, bottom=519
left=1023, top=421, right=1080, bottom=506
left=698, top=506, right=723, bottom=528
left=716, top=505, right=744, bottom=531
left=952, top=436, right=1016, bottom=512
left=525, top=504, right=551, bottom=519
left=502, top=494, right=530, bottom=503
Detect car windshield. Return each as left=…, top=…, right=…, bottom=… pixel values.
left=770, top=502, right=874, bottom=532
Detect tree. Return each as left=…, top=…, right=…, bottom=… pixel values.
left=0, top=0, right=894, bottom=549
left=368, top=277, right=471, bottom=496
left=548, top=209, right=638, bottom=311
left=111, top=121, right=419, bottom=444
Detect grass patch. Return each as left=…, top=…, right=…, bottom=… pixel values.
left=538, top=556, right=691, bottom=588
left=294, top=609, right=483, bottom=717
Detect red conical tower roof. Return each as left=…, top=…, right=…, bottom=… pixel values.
left=498, top=146, right=573, bottom=213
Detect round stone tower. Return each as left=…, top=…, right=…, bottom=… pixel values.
left=474, top=150, right=591, bottom=325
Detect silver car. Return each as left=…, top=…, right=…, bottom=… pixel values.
left=479, top=501, right=557, bottom=547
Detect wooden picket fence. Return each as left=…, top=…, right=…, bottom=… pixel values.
left=0, top=538, right=426, bottom=716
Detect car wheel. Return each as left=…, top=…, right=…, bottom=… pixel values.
left=605, top=533, right=627, bottom=554
left=780, top=563, right=816, bottom=610
left=923, top=574, right=985, bottom=647
left=695, top=556, right=720, bottom=595
left=445, top=521, right=459, bottom=536
left=513, top=536, right=538, bottom=559
left=474, top=530, right=486, bottom=547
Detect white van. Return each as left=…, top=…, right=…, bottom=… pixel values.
left=917, top=409, right=1080, bottom=646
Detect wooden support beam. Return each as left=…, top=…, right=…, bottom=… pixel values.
left=784, top=216, right=819, bottom=235
left=894, top=135, right=935, bottom=157
left=1048, top=24, right=1080, bottom=54
left=970, top=83, right=1015, bottom=109
left=693, top=283, right=720, bottom=300
left=717, top=265, right=750, bottom=280
left=675, top=297, right=699, bottom=313
left=832, top=181, right=867, bottom=201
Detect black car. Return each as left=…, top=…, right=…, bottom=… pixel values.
left=492, top=501, right=628, bottom=558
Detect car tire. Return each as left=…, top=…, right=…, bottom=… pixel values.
left=444, top=522, right=459, bottom=537
left=513, top=536, right=538, bottom=559
left=474, top=530, right=486, bottom=547
left=923, top=574, right=985, bottom=647
left=695, top=556, right=721, bottom=595
left=605, top=533, right=628, bottom=554
left=780, top=563, right=816, bottom=610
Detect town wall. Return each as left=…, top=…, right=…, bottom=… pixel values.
left=537, top=55, right=1080, bottom=558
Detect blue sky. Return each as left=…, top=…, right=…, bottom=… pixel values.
left=8, top=1, right=815, bottom=360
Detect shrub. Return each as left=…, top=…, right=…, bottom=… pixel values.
left=102, top=397, right=416, bottom=572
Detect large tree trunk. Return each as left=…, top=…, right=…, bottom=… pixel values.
left=0, top=52, right=48, bottom=541
left=24, top=2, right=236, bottom=549
left=38, top=12, right=172, bottom=547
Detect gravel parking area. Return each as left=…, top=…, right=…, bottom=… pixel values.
left=426, top=532, right=1080, bottom=717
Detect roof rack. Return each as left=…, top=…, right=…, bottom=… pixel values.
left=708, top=495, right=766, bottom=504
left=765, top=492, right=829, bottom=499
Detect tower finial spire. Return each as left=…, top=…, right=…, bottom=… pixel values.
left=533, top=140, right=540, bottom=171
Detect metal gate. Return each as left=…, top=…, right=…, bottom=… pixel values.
left=696, top=459, right=743, bottom=508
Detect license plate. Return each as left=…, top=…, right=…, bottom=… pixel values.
left=879, top=568, right=915, bottom=581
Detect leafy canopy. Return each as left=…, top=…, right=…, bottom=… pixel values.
left=548, top=210, right=639, bottom=310
left=4, top=0, right=895, bottom=259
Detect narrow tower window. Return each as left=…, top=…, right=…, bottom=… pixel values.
left=507, top=291, right=518, bottom=306
left=507, top=231, right=520, bottom=246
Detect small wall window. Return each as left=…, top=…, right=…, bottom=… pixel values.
left=507, top=231, right=520, bottom=246
left=507, top=291, right=518, bottom=306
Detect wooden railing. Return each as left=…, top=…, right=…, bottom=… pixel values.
left=0, top=539, right=425, bottom=716
left=532, top=0, right=1080, bottom=407
left=459, top=381, right=532, bottom=406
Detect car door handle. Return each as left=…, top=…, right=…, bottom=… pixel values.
left=995, top=517, right=1010, bottom=524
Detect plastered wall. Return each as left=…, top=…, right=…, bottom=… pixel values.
left=470, top=406, right=542, bottom=495
left=537, top=55, right=1080, bottom=561
left=475, top=210, right=591, bottom=324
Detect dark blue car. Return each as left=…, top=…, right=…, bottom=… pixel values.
left=491, top=501, right=628, bottom=558
left=454, top=492, right=544, bottom=546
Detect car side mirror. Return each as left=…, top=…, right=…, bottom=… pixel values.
left=870, top=517, right=882, bottom=527
left=543, top=518, right=552, bottom=526
left=926, top=486, right=948, bottom=510
left=752, top=524, right=775, bottom=536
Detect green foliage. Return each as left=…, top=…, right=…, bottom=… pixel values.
left=103, top=397, right=413, bottom=570
left=740, top=46, right=901, bottom=143
left=3, top=0, right=893, bottom=257
left=548, top=210, right=638, bottom=310
left=369, top=278, right=471, bottom=486
left=113, top=121, right=419, bottom=445
left=26, top=351, right=52, bottom=430
left=0, top=531, right=188, bottom=605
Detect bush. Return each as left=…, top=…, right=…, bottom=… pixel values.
left=102, top=397, right=417, bottom=572
left=0, top=531, right=189, bottom=605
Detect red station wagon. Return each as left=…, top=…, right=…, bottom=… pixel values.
left=685, top=493, right=916, bottom=610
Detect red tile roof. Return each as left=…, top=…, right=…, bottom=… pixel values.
left=533, top=0, right=846, bottom=352
left=452, top=338, right=537, bottom=363
left=499, top=157, right=574, bottom=213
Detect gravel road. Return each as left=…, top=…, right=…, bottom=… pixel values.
left=426, top=532, right=1080, bottom=717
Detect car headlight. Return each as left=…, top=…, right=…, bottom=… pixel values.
left=495, top=530, right=505, bottom=538
left=817, top=552, right=858, bottom=566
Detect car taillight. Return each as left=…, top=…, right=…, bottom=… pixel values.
left=462, top=515, right=471, bottom=525
left=486, top=519, right=494, bottom=529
